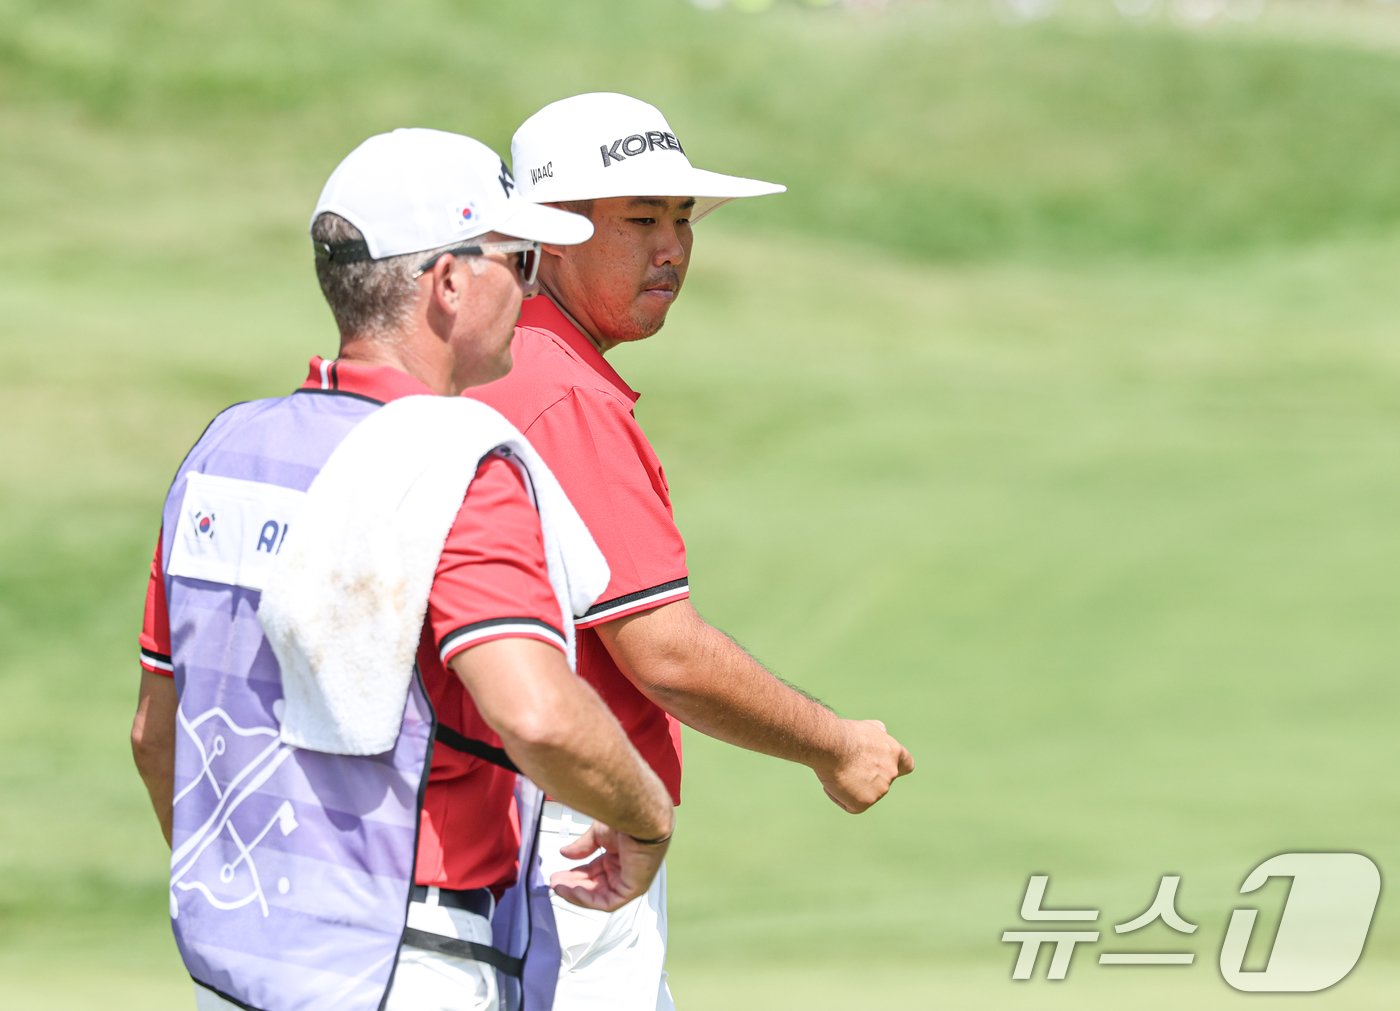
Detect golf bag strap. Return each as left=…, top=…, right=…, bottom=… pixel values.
left=434, top=723, right=520, bottom=774
left=401, top=928, right=524, bottom=978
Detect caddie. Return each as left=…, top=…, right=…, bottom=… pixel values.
left=130, top=127, right=673, bottom=1011
left=469, top=93, right=916, bottom=1010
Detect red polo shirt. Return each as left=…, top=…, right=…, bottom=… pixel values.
left=469, top=297, right=689, bottom=803
left=140, top=356, right=564, bottom=892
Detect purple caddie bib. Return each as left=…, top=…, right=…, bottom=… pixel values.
left=158, top=389, right=556, bottom=1011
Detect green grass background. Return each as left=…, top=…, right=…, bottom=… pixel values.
left=3, top=0, right=1400, bottom=1006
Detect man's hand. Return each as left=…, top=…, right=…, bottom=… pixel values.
left=815, top=719, right=915, bottom=814
left=548, top=821, right=672, bottom=912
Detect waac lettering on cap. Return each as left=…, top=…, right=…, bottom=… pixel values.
left=599, top=131, right=685, bottom=168
left=530, top=162, right=553, bottom=186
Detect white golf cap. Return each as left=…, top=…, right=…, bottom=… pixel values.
left=310, top=127, right=593, bottom=262
left=511, top=93, right=785, bottom=222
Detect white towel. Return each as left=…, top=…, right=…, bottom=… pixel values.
left=259, top=395, right=609, bottom=755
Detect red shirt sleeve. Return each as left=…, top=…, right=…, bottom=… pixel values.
left=426, top=452, right=566, bottom=666
left=415, top=452, right=564, bottom=893
left=139, top=532, right=174, bottom=675
left=525, top=389, right=689, bottom=627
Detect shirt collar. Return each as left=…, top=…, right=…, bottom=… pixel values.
left=519, top=296, right=640, bottom=405
left=299, top=356, right=436, bottom=402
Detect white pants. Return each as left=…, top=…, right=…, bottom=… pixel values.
left=539, top=801, right=675, bottom=1011
left=193, top=890, right=497, bottom=1011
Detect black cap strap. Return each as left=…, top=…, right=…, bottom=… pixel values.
left=313, top=239, right=374, bottom=264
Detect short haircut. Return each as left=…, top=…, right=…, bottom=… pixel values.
left=310, top=213, right=420, bottom=339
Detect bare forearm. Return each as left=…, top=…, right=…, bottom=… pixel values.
left=603, top=605, right=844, bottom=770
left=653, top=639, right=843, bottom=768
left=131, top=670, right=177, bottom=847
left=135, top=756, right=175, bottom=847
left=497, top=687, right=672, bottom=842
left=601, top=601, right=915, bottom=812
left=452, top=639, right=672, bottom=842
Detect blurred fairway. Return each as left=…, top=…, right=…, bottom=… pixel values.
left=3, top=0, right=1400, bottom=1007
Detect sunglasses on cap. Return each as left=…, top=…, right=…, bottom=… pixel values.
left=412, top=240, right=541, bottom=287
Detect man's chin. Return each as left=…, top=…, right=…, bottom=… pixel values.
left=488, top=351, right=514, bottom=382
left=456, top=352, right=514, bottom=392
left=630, top=312, right=671, bottom=342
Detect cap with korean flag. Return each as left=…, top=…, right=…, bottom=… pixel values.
left=310, top=128, right=594, bottom=264
left=511, top=93, right=786, bottom=222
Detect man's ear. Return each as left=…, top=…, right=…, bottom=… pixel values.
left=427, top=253, right=466, bottom=309
left=422, top=254, right=468, bottom=338
left=540, top=242, right=569, bottom=260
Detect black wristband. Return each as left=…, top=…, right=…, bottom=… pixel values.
left=627, top=829, right=672, bottom=846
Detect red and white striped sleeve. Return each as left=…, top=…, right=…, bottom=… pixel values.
left=139, top=533, right=174, bottom=676
left=527, top=388, right=689, bottom=629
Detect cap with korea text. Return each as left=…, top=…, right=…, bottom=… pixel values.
left=511, top=93, right=785, bottom=222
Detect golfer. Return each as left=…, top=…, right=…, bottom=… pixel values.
left=131, top=127, right=673, bottom=1011
left=470, top=93, right=915, bottom=1010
